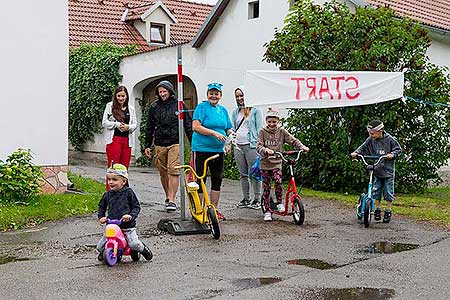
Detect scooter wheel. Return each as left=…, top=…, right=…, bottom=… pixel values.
left=364, top=198, right=371, bottom=228
left=207, top=207, right=220, bottom=240
left=293, top=196, right=305, bottom=225
left=104, top=248, right=118, bottom=267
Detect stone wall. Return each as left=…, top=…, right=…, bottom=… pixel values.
left=40, top=165, right=70, bottom=194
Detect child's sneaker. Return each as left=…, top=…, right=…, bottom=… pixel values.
left=141, top=244, right=153, bottom=261
left=237, top=198, right=250, bottom=208
left=250, top=200, right=261, bottom=210
left=97, top=250, right=104, bottom=261
left=264, top=212, right=272, bottom=221
left=276, top=203, right=285, bottom=213
left=374, top=208, right=382, bottom=222
left=383, top=210, right=392, bottom=223
left=166, top=201, right=177, bottom=212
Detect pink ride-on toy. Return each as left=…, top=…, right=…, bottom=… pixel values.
left=103, top=219, right=150, bottom=267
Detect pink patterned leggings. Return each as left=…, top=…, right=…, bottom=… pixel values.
left=262, top=168, right=283, bottom=211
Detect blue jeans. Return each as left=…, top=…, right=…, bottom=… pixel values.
left=372, top=176, right=395, bottom=202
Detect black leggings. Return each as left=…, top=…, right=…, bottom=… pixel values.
left=192, top=152, right=224, bottom=192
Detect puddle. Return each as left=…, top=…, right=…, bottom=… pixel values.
left=369, top=242, right=419, bottom=254
left=287, top=258, right=337, bottom=270
left=302, top=287, right=395, bottom=299
left=0, top=256, right=31, bottom=265
left=232, top=277, right=282, bottom=288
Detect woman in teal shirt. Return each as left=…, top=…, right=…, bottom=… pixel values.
left=192, top=83, right=233, bottom=221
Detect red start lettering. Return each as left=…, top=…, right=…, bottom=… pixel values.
left=291, top=75, right=360, bottom=101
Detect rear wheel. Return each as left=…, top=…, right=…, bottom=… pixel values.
left=364, top=198, right=371, bottom=228
left=104, top=248, right=117, bottom=267
left=207, top=207, right=220, bottom=240
left=293, top=196, right=305, bottom=225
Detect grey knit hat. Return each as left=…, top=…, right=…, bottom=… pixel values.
left=156, top=80, right=176, bottom=96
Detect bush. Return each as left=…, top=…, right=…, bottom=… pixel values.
left=0, top=149, right=43, bottom=203
left=264, top=0, right=450, bottom=193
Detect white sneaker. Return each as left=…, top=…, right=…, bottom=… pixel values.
left=276, top=203, right=285, bottom=213
left=264, top=212, right=272, bottom=221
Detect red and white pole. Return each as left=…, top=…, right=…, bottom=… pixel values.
left=177, top=45, right=186, bottom=220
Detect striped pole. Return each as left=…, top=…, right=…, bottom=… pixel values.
left=177, top=45, right=186, bottom=220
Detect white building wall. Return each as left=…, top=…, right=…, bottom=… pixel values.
left=0, top=0, right=68, bottom=165
left=427, top=31, right=450, bottom=73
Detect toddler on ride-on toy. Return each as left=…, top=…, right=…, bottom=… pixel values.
left=256, top=108, right=310, bottom=222
left=96, top=163, right=152, bottom=265
left=351, top=120, right=401, bottom=223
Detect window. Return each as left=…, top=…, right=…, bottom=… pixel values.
left=248, top=1, right=259, bottom=19
left=150, top=23, right=165, bottom=43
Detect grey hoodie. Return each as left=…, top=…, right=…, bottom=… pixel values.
left=355, top=132, right=401, bottom=178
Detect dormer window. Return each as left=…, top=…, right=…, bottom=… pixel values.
left=139, top=1, right=177, bottom=45
left=150, top=23, right=165, bottom=43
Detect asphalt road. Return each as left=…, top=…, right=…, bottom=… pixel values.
left=1, top=165, right=449, bottom=300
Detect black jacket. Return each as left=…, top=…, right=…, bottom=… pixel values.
left=145, top=96, right=193, bottom=147
left=97, top=187, right=140, bottom=229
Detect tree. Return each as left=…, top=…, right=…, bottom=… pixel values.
left=264, top=0, right=450, bottom=193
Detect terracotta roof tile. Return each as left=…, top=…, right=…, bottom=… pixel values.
left=69, top=0, right=213, bottom=53
left=366, top=0, right=450, bottom=31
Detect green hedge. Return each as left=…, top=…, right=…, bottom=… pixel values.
left=69, top=42, right=136, bottom=150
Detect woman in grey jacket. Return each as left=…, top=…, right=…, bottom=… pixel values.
left=231, top=86, right=263, bottom=209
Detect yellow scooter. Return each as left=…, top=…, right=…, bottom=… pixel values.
left=175, top=154, right=220, bottom=239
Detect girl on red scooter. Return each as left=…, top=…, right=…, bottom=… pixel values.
left=256, top=108, right=310, bottom=222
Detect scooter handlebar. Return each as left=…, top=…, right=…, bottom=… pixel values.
left=107, top=219, right=122, bottom=225
left=353, top=154, right=388, bottom=166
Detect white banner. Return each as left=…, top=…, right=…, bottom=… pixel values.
left=244, top=70, right=404, bottom=109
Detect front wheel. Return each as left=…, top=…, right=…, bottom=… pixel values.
left=364, top=198, right=371, bottom=228
left=207, top=207, right=220, bottom=240
left=104, top=248, right=118, bottom=267
left=293, top=196, right=305, bottom=225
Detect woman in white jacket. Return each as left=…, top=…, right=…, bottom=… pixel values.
left=102, top=86, right=137, bottom=189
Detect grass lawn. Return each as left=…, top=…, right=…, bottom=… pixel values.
left=301, top=186, right=450, bottom=226
left=0, top=173, right=104, bottom=230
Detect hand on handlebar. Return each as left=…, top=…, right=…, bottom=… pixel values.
left=121, top=214, right=132, bottom=222
left=266, top=149, right=275, bottom=156
left=99, top=217, right=107, bottom=224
